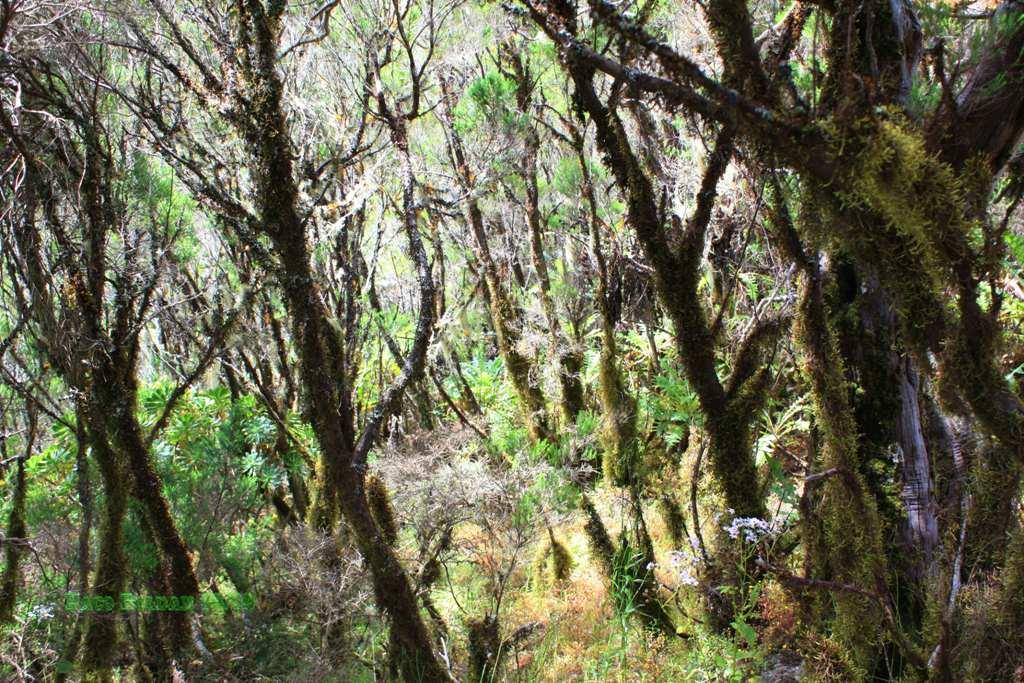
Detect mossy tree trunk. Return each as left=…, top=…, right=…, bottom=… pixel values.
left=571, top=121, right=638, bottom=487
left=0, top=441, right=29, bottom=623
left=508, top=48, right=585, bottom=429
left=792, top=245, right=891, bottom=672
left=441, top=79, right=552, bottom=444
left=227, top=14, right=447, bottom=677
left=556, top=47, right=773, bottom=519
left=525, top=0, right=1023, bottom=670
left=4, top=117, right=202, bottom=672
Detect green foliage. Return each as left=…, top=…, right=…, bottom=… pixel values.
left=674, top=625, right=763, bottom=682
left=6, top=1, right=1023, bottom=677
left=141, top=386, right=301, bottom=584
left=463, top=356, right=513, bottom=412
left=571, top=409, right=601, bottom=465
left=640, top=360, right=702, bottom=450
left=610, top=541, right=648, bottom=621
left=755, top=398, right=806, bottom=508
left=454, top=71, right=528, bottom=134
left=550, top=156, right=608, bottom=199
left=21, top=426, right=77, bottom=528
left=125, top=152, right=199, bottom=261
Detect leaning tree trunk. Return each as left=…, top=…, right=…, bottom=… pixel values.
left=115, top=378, right=200, bottom=656
left=228, top=28, right=448, bottom=674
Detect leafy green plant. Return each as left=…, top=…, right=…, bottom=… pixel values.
left=640, top=361, right=702, bottom=449
left=454, top=71, right=528, bottom=134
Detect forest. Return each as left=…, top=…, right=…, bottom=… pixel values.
left=0, top=0, right=1022, bottom=679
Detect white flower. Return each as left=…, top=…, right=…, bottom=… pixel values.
left=679, top=569, right=699, bottom=586
left=669, top=549, right=702, bottom=587
left=28, top=603, right=55, bottom=621
left=722, top=516, right=773, bottom=543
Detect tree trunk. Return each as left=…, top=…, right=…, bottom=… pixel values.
left=574, top=124, right=638, bottom=486
left=441, top=80, right=551, bottom=443
left=512, top=52, right=585, bottom=428
left=895, top=356, right=939, bottom=579
left=81, top=416, right=129, bottom=674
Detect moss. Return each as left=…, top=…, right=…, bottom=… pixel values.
left=839, top=118, right=970, bottom=288
left=532, top=532, right=574, bottom=587
left=307, top=460, right=338, bottom=532
left=581, top=495, right=616, bottom=580
left=598, top=341, right=640, bottom=487
left=657, top=494, right=687, bottom=550
left=555, top=347, right=585, bottom=428
left=530, top=540, right=551, bottom=588
left=0, top=457, right=26, bottom=623
left=964, top=443, right=1022, bottom=572
left=486, top=280, right=551, bottom=444
left=366, top=473, right=399, bottom=547
left=804, top=116, right=983, bottom=356
left=960, top=525, right=1024, bottom=679
left=792, top=267, right=888, bottom=672
left=942, top=309, right=1024, bottom=453
left=800, top=631, right=862, bottom=682
left=994, top=528, right=1024, bottom=657
left=82, top=431, right=129, bottom=674
left=465, top=614, right=501, bottom=683
left=550, top=536, right=573, bottom=582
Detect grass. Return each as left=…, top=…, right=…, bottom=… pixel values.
left=427, top=488, right=766, bottom=682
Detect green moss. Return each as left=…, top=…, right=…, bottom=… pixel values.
left=465, top=614, right=501, bottom=683
left=366, top=473, right=399, bottom=547
left=961, top=526, right=1024, bottom=679
left=550, top=536, right=573, bottom=582
left=485, top=280, right=551, bottom=444
left=532, top=532, right=574, bottom=587
left=307, top=460, right=338, bottom=531
left=840, top=118, right=969, bottom=289
left=598, top=342, right=640, bottom=487
left=792, top=269, right=888, bottom=672
left=964, top=444, right=1022, bottom=571
left=581, top=495, right=616, bottom=580
left=657, top=495, right=687, bottom=550
left=805, top=116, right=984, bottom=356
left=0, top=458, right=26, bottom=623
left=531, top=539, right=551, bottom=588
left=82, top=432, right=129, bottom=674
